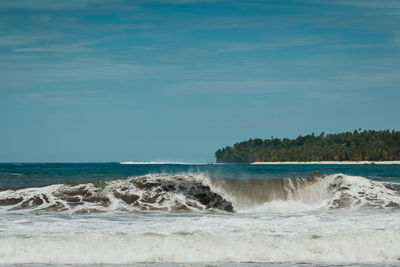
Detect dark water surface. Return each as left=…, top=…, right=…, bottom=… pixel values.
left=1, top=162, right=399, bottom=188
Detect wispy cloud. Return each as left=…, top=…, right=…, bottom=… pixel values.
left=0, top=0, right=135, bottom=10
left=0, top=33, right=64, bottom=46
left=320, top=43, right=387, bottom=50
left=12, top=42, right=97, bottom=53
left=169, top=79, right=323, bottom=95
left=310, top=0, right=400, bottom=9
left=219, top=36, right=338, bottom=52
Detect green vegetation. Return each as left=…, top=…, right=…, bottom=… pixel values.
left=215, top=130, right=400, bottom=163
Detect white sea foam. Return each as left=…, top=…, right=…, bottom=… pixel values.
left=238, top=200, right=326, bottom=213
left=0, top=210, right=399, bottom=264
left=120, top=161, right=211, bottom=165
left=209, top=173, right=400, bottom=213
left=0, top=173, right=233, bottom=214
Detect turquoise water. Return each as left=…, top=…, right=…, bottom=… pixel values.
left=0, top=163, right=400, bottom=266
left=1, top=162, right=399, bottom=188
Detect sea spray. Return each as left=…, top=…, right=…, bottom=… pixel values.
left=1, top=173, right=399, bottom=214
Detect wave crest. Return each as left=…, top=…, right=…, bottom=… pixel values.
left=0, top=173, right=399, bottom=214
left=0, top=174, right=233, bottom=214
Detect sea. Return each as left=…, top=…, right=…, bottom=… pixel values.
left=0, top=162, right=400, bottom=267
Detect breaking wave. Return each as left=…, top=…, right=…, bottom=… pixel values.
left=0, top=173, right=399, bottom=214
left=120, top=161, right=210, bottom=165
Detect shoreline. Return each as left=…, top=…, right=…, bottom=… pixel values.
left=251, top=161, right=400, bottom=165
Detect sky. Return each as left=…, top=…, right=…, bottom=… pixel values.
left=0, top=0, right=399, bottom=162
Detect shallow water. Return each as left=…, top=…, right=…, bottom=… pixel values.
left=0, top=163, right=399, bottom=266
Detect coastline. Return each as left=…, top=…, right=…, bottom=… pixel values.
left=251, top=161, right=400, bottom=164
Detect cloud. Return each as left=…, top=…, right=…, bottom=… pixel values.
left=12, top=42, right=97, bottom=53
left=166, top=79, right=324, bottom=96
left=338, top=71, right=400, bottom=84
left=320, top=43, right=386, bottom=50
left=138, top=0, right=227, bottom=4
left=1, top=0, right=399, bottom=98
left=15, top=89, right=128, bottom=105
left=301, top=0, right=400, bottom=9
left=220, top=36, right=337, bottom=52
left=0, top=33, right=64, bottom=46
left=0, top=0, right=130, bottom=10
left=391, top=33, right=400, bottom=45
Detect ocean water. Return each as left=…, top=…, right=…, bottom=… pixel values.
left=0, top=163, right=400, bottom=267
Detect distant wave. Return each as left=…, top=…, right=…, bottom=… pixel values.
left=120, top=161, right=212, bottom=165
left=0, top=173, right=399, bottom=215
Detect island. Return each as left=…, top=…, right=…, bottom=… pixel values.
left=215, top=130, right=400, bottom=163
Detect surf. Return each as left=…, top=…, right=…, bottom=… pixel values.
left=0, top=173, right=399, bottom=214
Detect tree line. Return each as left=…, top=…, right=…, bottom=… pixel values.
left=215, top=130, right=400, bottom=163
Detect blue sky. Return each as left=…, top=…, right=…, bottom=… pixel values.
left=1, top=0, right=399, bottom=162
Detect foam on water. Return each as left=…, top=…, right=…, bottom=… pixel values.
left=120, top=161, right=210, bottom=165
left=1, top=231, right=399, bottom=263
left=0, top=210, right=400, bottom=264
